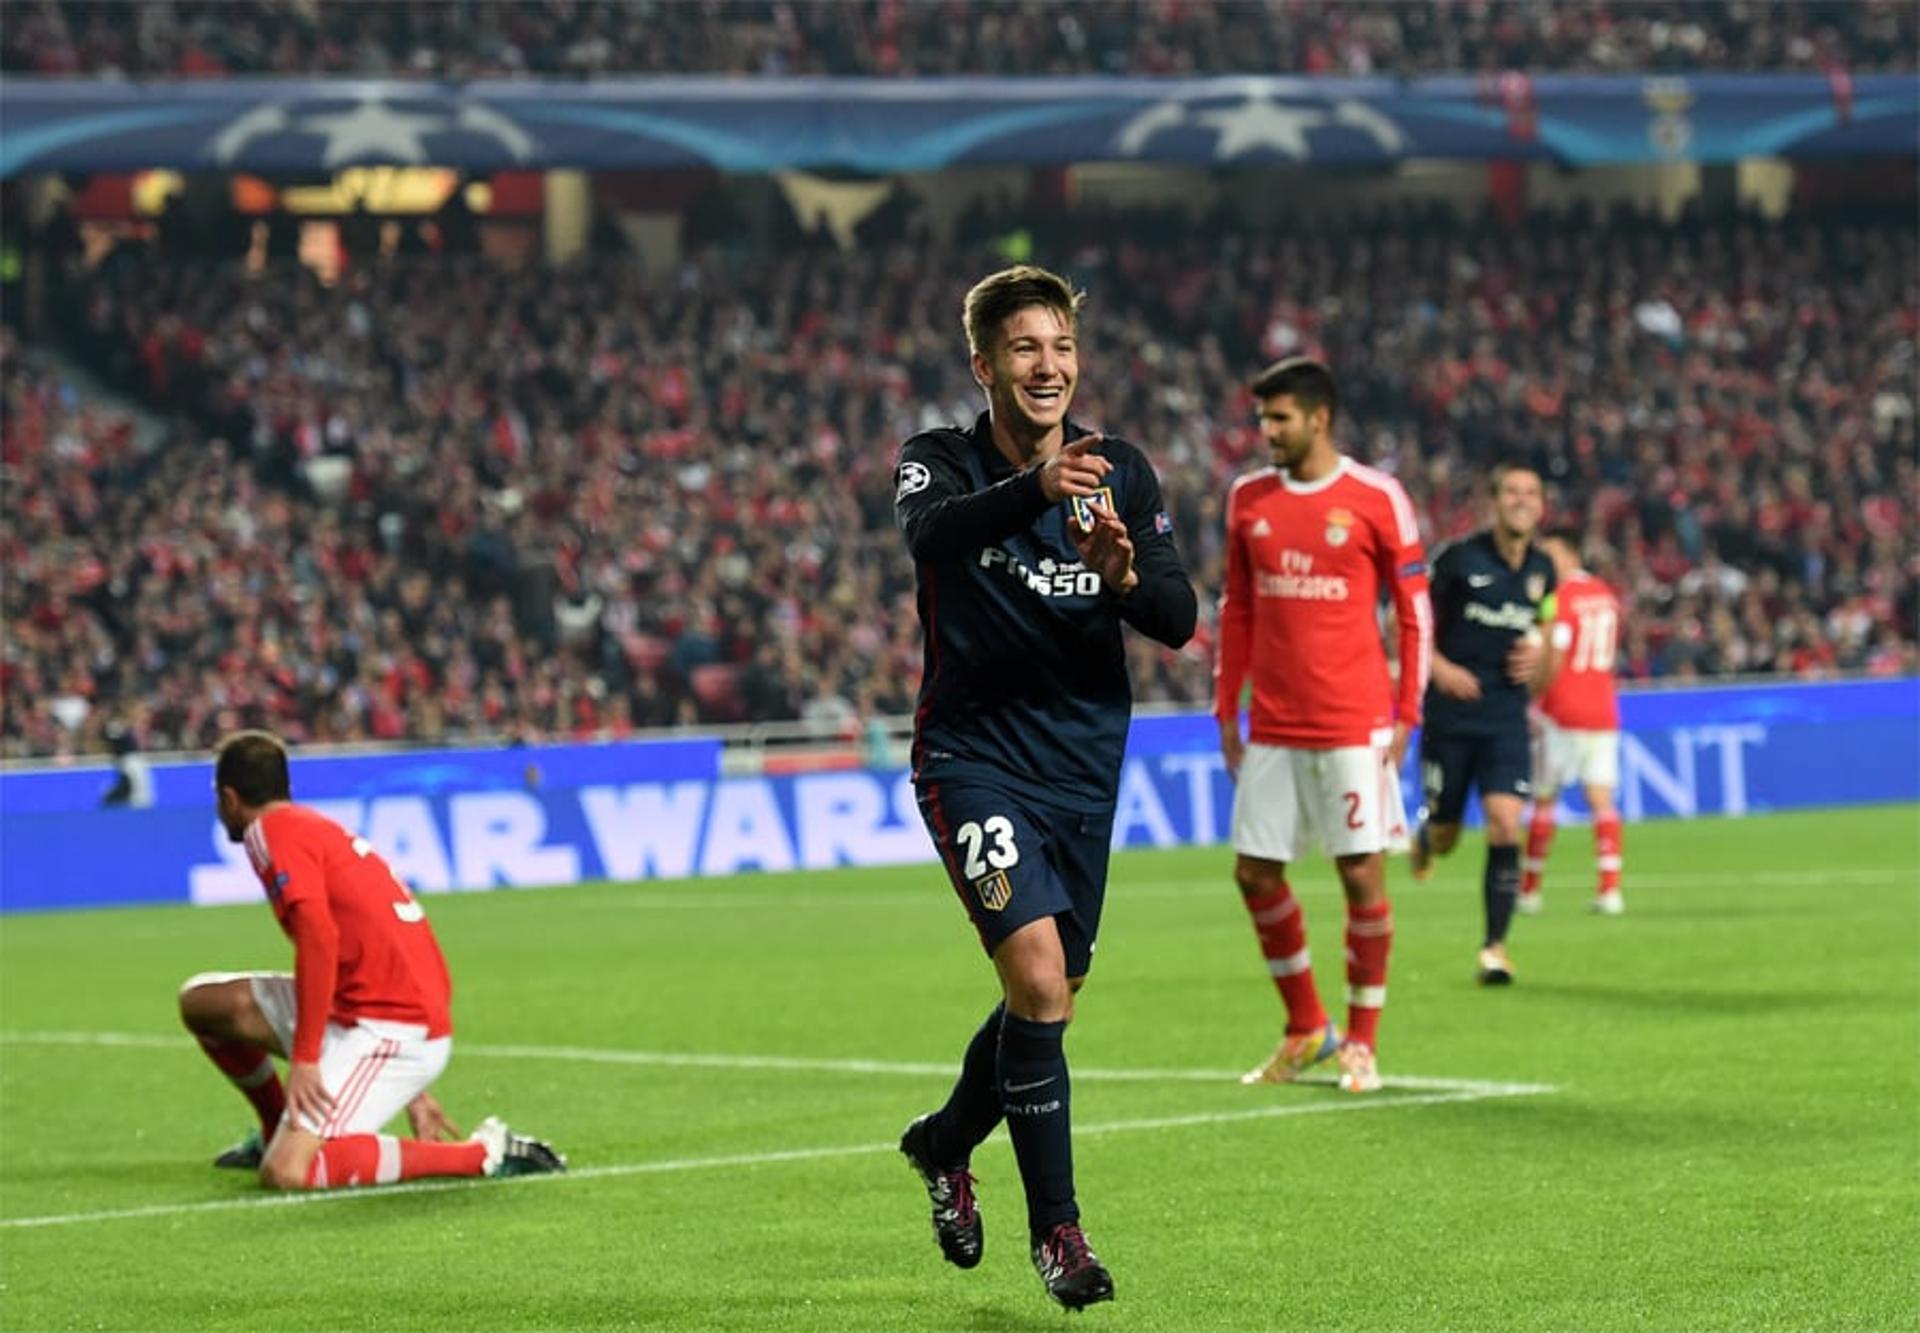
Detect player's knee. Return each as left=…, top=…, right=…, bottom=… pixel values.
left=259, top=1157, right=310, bottom=1192
left=177, top=974, right=228, bottom=1031
left=1587, top=786, right=1619, bottom=818
left=1428, top=823, right=1462, bottom=856
left=1004, top=970, right=1073, bottom=1023
left=1233, top=859, right=1285, bottom=898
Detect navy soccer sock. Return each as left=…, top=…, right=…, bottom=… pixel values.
left=1484, top=842, right=1521, bottom=945
left=999, top=1013, right=1076, bottom=1239
left=925, top=1002, right=1005, bottom=1168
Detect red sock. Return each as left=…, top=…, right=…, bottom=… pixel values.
left=1241, top=883, right=1327, bottom=1034
left=1522, top=804, right=1557, bottom=896
left=1344, top=900, right=1393, bottom=1051
left=196, top=1036, right=286, bottom=1137
left=1594, top=812, right=1623, bottom=895
left=305, top=1135, right=488, bottom=1189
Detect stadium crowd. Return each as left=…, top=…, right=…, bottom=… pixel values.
left=5, top=0, right=1915, bottom=79
left=4, top=201, right=1915, bottom=758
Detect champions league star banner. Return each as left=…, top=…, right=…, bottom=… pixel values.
left=2, top=74, right=1914, bottom=177
left=0, top=678, right=1913, bottom=911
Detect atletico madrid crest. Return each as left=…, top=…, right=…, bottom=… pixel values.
left=973, top=870, right=1013, bottom=912
left=1527, top=573, right=1547, bottom=603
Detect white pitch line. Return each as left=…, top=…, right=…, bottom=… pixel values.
left=0, top=1082, right=1552, bottom=1231
left=0, top=1031, right=1552, bottom=1098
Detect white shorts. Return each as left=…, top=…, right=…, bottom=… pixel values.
left=246, top=972, right=451, bottom=1138
left=1532, top=718, right=1621, bottom=798
left=1231, top=738, right=1410, bottom=863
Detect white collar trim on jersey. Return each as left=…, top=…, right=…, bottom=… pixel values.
left=1279, top=456, right=1350, bottom=495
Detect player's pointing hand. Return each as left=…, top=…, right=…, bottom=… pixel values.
left=1037, top=434, right=1113, bottom=502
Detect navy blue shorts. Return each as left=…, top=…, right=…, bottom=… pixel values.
left=916, top=780, right=1114, bottom=978
left=1420, top=725, right=1532, bottom=826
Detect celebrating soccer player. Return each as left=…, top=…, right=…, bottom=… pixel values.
left=893, top=265, right=1196, bottom=1310
left=1523, top=528, right=1626, bottom=916
left=179, top=731, right=566, bottom=1190
left=1214, top=358, right=1432, bottom=1095
left=1410, top=463, right=1556, bottom=984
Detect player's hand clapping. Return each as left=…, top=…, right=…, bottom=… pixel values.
left=1036, top=434, right=1112, bottom=503
left=1072, top=499, right=1138, bottom=594
left=1506, top=630, right=1544, bottom=686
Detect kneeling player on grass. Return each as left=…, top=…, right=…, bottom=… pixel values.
left=180, top=731, right=564, bottom=1190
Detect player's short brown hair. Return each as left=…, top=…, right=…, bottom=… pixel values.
left=215, top=731, right=291, bottom=806
left=1488, top=460, right=1542, bottom=495
left=1249, top=357, right=1339, bottom=425
left=962, top=265, right=1083, bottom=357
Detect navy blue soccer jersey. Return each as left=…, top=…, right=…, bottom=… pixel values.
left=895, top=412, right=1197, bottom=813
left=1423, top=531, right=1557, bottom=736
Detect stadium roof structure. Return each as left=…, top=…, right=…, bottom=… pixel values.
left=1, top=73, right=1914, bottom=178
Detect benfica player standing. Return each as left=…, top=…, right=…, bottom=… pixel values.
left=1523, top=529, right=1627, bottom=916
left=1215, top=358, right=1433, bottom=1094
left=179, top=731, right=564, bottom=1190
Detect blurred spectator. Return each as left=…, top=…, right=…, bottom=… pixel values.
left=3, top=201, right=1914, bottom=758
left=3, top=1, right=1914, bottom=79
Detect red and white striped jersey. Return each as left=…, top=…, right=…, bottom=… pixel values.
left=1215, top=458, right=1433, bottom=749
left=1541, top=570, right=1623, bottom=731
left=243, top=804, right=453, bottom=1062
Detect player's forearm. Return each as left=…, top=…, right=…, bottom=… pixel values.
left=1114, top=548, right=1197, bottom=648
left=287, top=907, right=340, bottom=1064
left=1395, top=586, right=1433, bottom=722
left=898, top=470, right=1051, bottom=563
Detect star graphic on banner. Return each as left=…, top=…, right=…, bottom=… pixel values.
left=1195, top=96, right=1328, bottom=160
left=300, top=99, right=449, bottom=166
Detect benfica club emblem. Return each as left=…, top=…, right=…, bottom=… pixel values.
left=1325, top=507, right=1355, bottom=548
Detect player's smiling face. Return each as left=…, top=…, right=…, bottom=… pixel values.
left=976, top=305, right=1077, bottom=435
left=1256, top=393, right=1321, bottom=473
left=1493, top=469, right=1544, bottom=539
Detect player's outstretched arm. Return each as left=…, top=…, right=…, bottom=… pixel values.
left=894, top=435, right=1109, bottom=564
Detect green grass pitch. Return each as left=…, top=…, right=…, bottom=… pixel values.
left=2, top=805, right=1916, bottom=1331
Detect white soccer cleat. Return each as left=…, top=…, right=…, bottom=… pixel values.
left=1476, top=943, right=1515, bottom=986
left=471, top=1115, right=510, bottom=1175
left=1590, top=891, right=1625, bottom=916
left=1336, top=1041, right=1382, bottom=1094
left=1516, top=891, right=1544, bottom=916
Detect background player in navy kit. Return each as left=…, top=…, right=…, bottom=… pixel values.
left=892, top=265, right=1196, bottom=1310
left=1411, top=463, right=1555, bottom=984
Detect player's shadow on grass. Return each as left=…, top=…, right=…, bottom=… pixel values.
left=1518, top=979, right=1855, bottom=1014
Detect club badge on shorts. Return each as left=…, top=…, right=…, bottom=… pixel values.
left=973, top=870, right=1013, bottom=912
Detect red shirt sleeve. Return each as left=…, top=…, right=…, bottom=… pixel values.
left=268, top=831, right=338, bottom=1064
left=1214, top=481, right=1253, bottom=725
left=1373, top=480, right=1432, bottom=728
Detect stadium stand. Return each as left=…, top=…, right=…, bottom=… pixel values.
left=4, top=199, right=1913, bottom=758
left=5, top=0, right=1914, bottom=79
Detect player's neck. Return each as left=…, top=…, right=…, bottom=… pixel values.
left=988, top=410, right=1063, bottom=469
left=1492, top=527, right=1531, bottom=567
left=1287, top=441, right=1342, bottom=485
